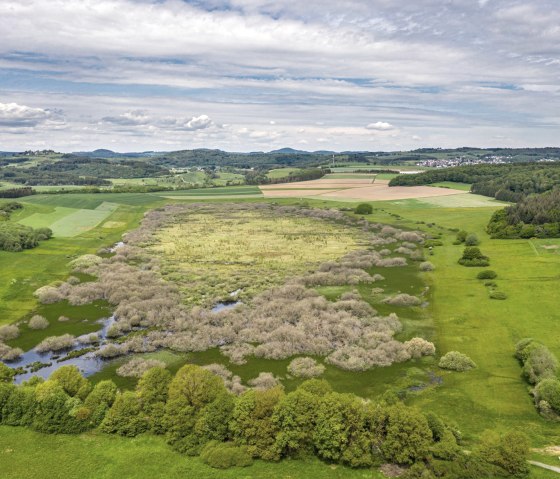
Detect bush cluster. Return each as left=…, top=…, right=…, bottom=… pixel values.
left=477, top=270, right=497, bottom=280
left=515, top=339, right=560, bottom=418
left=0, top=222, right=52, bottom=252
left=458, top=247, right=490, bottom=267
left=438, top=351, right=476, bottom=372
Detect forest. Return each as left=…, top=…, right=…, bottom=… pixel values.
left=487, top=190, right=560, bottom=238
left=389, top=163, right=560, bottom=202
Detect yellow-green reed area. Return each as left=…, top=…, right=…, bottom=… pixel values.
left=150, top=210, right=361, bottom=305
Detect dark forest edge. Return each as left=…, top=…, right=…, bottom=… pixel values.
left=388, top=163, right=560, bottom=238
left=0, top=363, right=531, bottom=478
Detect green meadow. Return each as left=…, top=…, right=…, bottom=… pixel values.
left=2, top=188, right=560, bottom=477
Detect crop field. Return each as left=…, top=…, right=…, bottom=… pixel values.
left=18, top=202, right=119, bottom=237
left=259, top=178, right=466, bottom=201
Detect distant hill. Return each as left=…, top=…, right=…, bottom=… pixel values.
left=71, top=149, right=160, bottom=158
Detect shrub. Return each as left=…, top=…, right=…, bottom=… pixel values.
left=458, top=247, right=489, bottom=267
left=354, top=203, right=373, bottom=215
left=68, top=254, right=103, bottom=271
left=248, top=372, right=282, bottom=391
left=522, top=344, right=558, bottom=385
left=116, top=358, right=166, bottom=378
left=477, top=270, right=497, bottom=280
left=34, top=285, right=63, bottom=304
left=287, top=358, right=325, bottom=378
left=419, top=261, right=435, bottom=272
left=0, top=363, right=16, bottom=383
left=382, top=294, right=421, bottom=307
left=534, top=378, right=560, bottom=414
left=200, top=441, right=253, bottom=469
left=456, top=230, right=468, bottom=243
left=0, top=324, right=19, bottom=341
left=489, top=291, right=507, bottom=300
left=35, top=334, right=75, bottom=353
left=438, top=351, right=476, bottom=372
left=404, top=338, right=436, bottom=359
left=464, top=233, right=479, bottom=246
left=29, top=315, right=49, bottom=330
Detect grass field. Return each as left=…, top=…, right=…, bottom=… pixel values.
left=0, top=426, right=383, bottom=479
left=160, top=186, right=261, bottom=197
left=336, top=199, right=560, bottom=448
left=430, top=181, right=472, bottom=191
left=18, top=202, right=119, bottom=237
left=3, top=188, right=560, bottom=477
left=0, top=195, right=157, bottom=325
left=266, top=167, right=301, bottom=179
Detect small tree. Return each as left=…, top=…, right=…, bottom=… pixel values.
left=50, top=366, right=91, bottom=400
left=382, top=405, right=432, bottom=465
left=230, top=386, right=284, bottom=460
left=354, top=203, right=373, bottom=215
left=99, top=391, right=148, bottom=437
left=465, top=233, right=480, bottom=246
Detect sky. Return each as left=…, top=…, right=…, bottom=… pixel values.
left=0, top=0, right=559, bottom=152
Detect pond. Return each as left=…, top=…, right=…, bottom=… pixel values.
left=5, top=316, right=116, bottom=384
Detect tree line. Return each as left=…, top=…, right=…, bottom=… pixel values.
left=245, top=168, right=327, bottom=185
left=487, top=190, right=560, bottom=238
left=389, top=163, right=560, bottom=202
left=0, top=363, right=530, bottom=477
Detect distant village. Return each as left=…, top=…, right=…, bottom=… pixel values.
left=416, top=155, right=558, bottom=168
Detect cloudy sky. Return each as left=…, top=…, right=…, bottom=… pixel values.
left=0, top=0, right=559, bottom=152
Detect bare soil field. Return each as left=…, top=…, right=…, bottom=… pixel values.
left=260, top=178, right=464, bottom=201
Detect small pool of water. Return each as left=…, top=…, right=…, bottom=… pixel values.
left=4, top=316, right=116, bottom=384
left=211, top=301, right=242, bottom=313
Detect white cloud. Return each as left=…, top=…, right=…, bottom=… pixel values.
left=0, top=1, right=559, bottom=150
left=0, top=102, right=51, bottom=127
left=366, top=121, right=395, bottom=131
left=102, top=110, right=150, bottom=126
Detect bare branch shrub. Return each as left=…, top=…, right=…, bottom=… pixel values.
left=419, top=262, right=435, bottom=272
left=287, top=357, right=325, bottom=378
left=382, top=294, right=422, bottom=307
left=203, top=363, right=247, bottom=395
left=34, top=285, right=63, bottom=304
left=404, top=338, right=436, bottom=359
left=28, top=315, right=49, bottom=330
left=248, top=372, right=282, bottom=390
left=375, top=257, right=407, bottom=267
left=0, top=324, right=19, bottom=341
left=116, top=358, right=166, bottom=378
left=35, top=334, right=76, bottom=353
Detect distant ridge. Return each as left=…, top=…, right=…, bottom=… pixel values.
left=71, top=149, right=160, bottom=158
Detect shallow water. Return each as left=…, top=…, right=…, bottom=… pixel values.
left=211, top=301, right=242, bottom=313
left=5, top=316, right=116, bottom=384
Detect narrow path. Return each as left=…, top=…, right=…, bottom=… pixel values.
left=528, top=240, right=540, bottom=256
left=529, top=460, right=560, bottom=474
